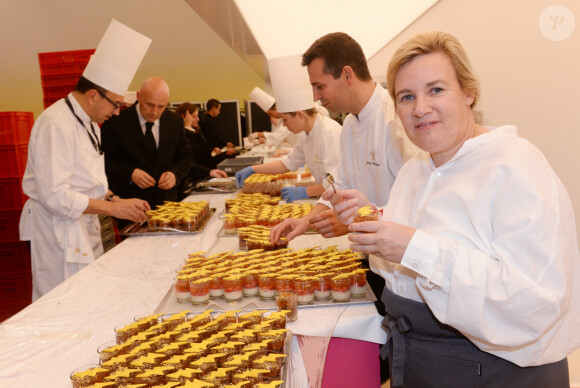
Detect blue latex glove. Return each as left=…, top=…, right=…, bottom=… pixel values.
left=280, top=186, right=309, bottom=202
left=235, top=166, right=255, bottom=188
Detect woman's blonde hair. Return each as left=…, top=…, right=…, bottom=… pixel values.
left=387, top=31, right=480, bottom=108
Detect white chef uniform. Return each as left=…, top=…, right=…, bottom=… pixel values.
left=19, top=19, right=151, bottom=300
left=280, top=114, right=341, bottom=183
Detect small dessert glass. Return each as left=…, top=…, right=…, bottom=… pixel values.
left=276, top=290, right=298, bottom=322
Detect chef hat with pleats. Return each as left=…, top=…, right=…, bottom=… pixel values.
left=268, top=54, right=314, bottom=113
left=83, top=19, right=152, bottom=96
left=249, top=87, right=275, bottom=112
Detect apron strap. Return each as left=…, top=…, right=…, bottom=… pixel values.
left=381, top=314, right=412, bottom=387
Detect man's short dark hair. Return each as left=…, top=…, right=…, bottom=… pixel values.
left=206, top=98, right=221, bottom=111
left=74, top=76, right=108, bottom=94
left=302, top=32, right=372, bottom=81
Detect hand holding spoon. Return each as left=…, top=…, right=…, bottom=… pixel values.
left=326, top=173, right=336, bottom=194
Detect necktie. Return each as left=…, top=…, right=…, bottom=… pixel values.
left=144, top=121, right=157, bottom=157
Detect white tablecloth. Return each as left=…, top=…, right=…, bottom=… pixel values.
left=0, top=192, right=386, bottom=387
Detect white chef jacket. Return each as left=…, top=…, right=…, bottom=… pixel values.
left=280, top=114, right=341, bottom=184
left=375, top=125, right=580, bottom=366
left=264, top=120, right=300, bottom=147
left=20, top=94, right=107, bottom=300
left=318, top=83, right=418, bottom=208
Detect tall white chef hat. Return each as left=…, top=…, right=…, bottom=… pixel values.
left=249, top=87, right=275, bottom=113
left=268, top=54, right=314, bottom=113
left=83, top=19, right=152, bottom=96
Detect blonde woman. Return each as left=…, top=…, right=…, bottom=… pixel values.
left=326, top=31, right=579, bottom=387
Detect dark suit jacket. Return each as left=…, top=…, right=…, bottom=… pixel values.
left=200, top=115, right=225, bottom=149
left=185, top=127, right=227, bottom=170
left=101, top=104, right=193, bottom=209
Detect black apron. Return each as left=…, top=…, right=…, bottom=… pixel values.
left=380, top=287, right=569, bottom=388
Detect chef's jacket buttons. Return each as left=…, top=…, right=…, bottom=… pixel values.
left=412, top=263, right=418, bottom=270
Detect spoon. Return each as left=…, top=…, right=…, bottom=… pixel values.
left=325, top=173, right=336, bottom=194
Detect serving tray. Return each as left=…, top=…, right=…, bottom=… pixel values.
left=120, top=208, right=216, bottom=237
left=156, top=283, right=377, bottom=315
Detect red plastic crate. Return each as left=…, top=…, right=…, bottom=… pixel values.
left=41, top=74, right=82, bottom=88
left=0, top=302, right=30, bottom=323
left=42, top=85, right=75, bottom=99
left=40, top=62, right=89, bottom=76
left=43, top=97, right=60, bottom=109
left=0, top=272, right=32, bottom=305
left=38, top=49, right=94, bottom=77
left=0, top=112, right=33, bottom=146
left=0, top=144, right=28, bottom=178
left=0, top=242, right=31, bottom=273
left=38, top=49, right=94, bottom=65
left=0, top=210, right=23, bottom=243
left=0, top=178, right=27, bottom=211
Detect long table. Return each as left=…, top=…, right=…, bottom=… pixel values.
left=0, top=191, right=386, bottom=387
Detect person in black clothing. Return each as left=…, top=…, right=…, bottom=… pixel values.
left=199, top=98, right=236, bottom=158
left=101, top=77, right=192, bottom=217
left=175, top=102, right=226, bottom=170
left=175, top=102, right=228, bottom=196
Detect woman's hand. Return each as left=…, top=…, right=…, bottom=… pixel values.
left=348, top=221, right=416, bottom=264
left=321, top=188, right=370, bottom=225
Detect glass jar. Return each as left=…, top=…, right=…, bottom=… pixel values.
left=274, top=276, right=294, bottom=292
left=258, top=273, right=277, bottom=300
left=313, top=274, right=332, bottom=301
left=174, top=275, right=191, bottom=303
left=243, top=272, right=260, bottom=297
left=350, top=270, right=367, bottom=298
left=70, top=364, right=109, bottom=388
left=189, top=277, right=211, bottom=306
left=208, top=274, right=225, bottom=299
left=293, top=277, right=314, bottom=305
left=223, top=275, right=244, bottom=302
left=276, top=290, right=297, bottom=322
left=330, top=274, right=351, bottom=302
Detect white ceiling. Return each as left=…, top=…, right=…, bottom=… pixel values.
left=185, top=0, right=439, bottom=80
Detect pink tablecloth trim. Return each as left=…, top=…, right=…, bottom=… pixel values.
left=322, top=337, right=381, bottom=388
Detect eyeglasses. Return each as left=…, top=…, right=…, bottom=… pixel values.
left=97, top=90, right=122, bottom=111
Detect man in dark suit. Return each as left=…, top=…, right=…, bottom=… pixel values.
left=101, top=77, right=193, bottom=219
left=199, top=98, right=236, bottom=159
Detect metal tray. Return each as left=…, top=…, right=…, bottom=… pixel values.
left=120, top=208, right=216, bottom=237
left=156, top=283, right=376, bottom=315
left=217, top=224, right=318, bottom=238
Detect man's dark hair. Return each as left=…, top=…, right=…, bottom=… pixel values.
left=206, top=98, right=221, bottom=111
left=302, top=32, right=372, bottom=81
left=74, top=76, right=108, bottom=94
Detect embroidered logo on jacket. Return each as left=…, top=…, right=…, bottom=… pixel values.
left=313, top=152, right=323, bottom=164
left=366, top=150, right=380, bottom=166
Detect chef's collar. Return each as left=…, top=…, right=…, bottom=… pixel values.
left=353, top=82, right=381, bottom=122
left=67, top=93, right=92, bottom=125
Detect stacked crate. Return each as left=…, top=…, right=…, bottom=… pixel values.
left=0, top=112, right=34, bottom=322
left=38, top=49, right=95, bottom=108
